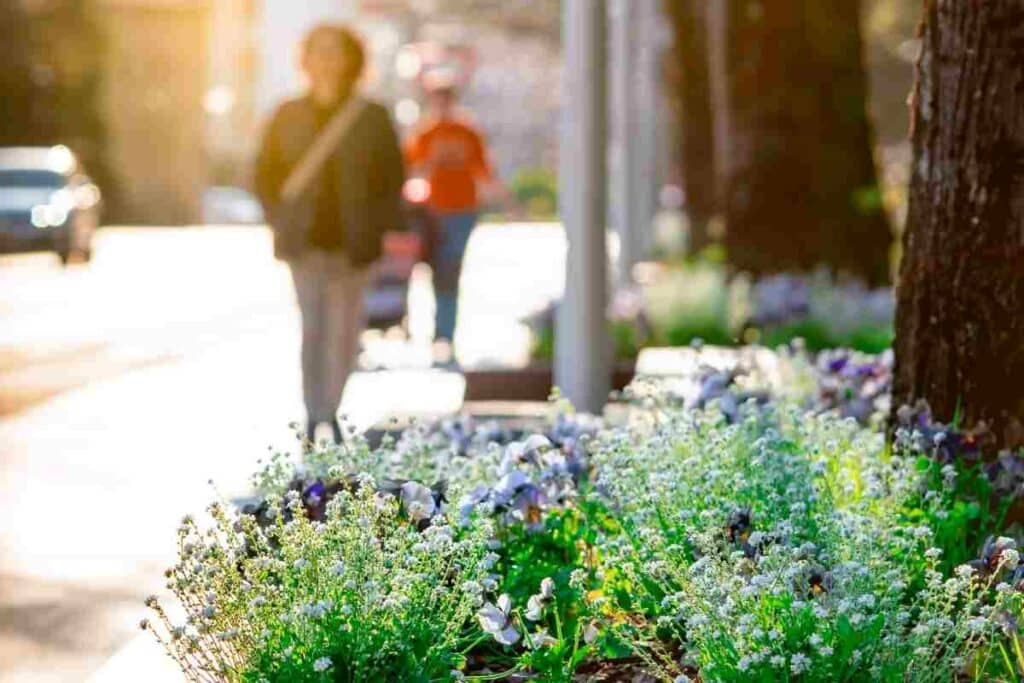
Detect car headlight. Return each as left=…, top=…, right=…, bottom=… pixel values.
left=30, top=203, right=69, bottom=228
left=30, top=188, right=76, bottom=228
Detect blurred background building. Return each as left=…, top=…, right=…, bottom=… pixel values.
left=101, top=0, right=211, bottom=224
left=3, top=0, right=569, bottom=223
left=1, top=0, right=919, bottom=231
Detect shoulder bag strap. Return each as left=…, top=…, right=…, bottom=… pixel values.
left=279, top=95, right=368, bottom=204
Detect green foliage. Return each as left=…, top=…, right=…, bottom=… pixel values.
left=531, top=325, right=555, bottom=363
left=610, top=319, right=644, bottom=360
left=498, top=508, right=587, bottom=605
left=590, top=403, right=1014, bottom=681
left=852, top=185, right=885, bottom=216
left=509, top=167, right=558, bottom=219
left=755, top=320, right=893, bottom=355
left=147, top=482, right=494, bottom=682
left=907, top=457, right=1012, bottom=574
left=980, top=591, right=1024, bottom=682
left=530, top=261, right=896, bottom=361
left=531, top=319, right=646, bottom=363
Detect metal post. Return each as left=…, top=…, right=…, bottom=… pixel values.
left=556, top=0, right=610, bottom=413
left=612, top=0, right=661, bottom=283
left=633, top=0, right=661, bottom=263
left=611, top=0, right=638, bottom=281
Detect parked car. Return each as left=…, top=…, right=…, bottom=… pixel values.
left=0, top=146, right=101, bottom=263
left=201, top=185, right=264, bottom=224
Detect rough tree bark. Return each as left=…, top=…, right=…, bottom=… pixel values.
left=665, top=0, right=717, bottom=253
left=891, top=0, right=1024, bottom=450
left=721, top=0, right=892, bottom=284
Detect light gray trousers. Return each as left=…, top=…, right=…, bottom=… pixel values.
left=289, top=250, right=367, bottom=424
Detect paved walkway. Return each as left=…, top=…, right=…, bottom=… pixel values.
left=0, top=223, right=565, bottom=681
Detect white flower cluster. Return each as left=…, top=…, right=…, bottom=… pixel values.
left=148, top=477, right=493, bottom=681
left=586, top=398, right=1015, bottom=680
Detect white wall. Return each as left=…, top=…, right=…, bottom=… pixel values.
left=254, top=0, right=358, bottom=118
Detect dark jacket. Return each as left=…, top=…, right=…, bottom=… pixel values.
left=254, top=96, right=405, bottom=264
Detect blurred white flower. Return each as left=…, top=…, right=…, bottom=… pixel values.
left=477, top=595, right=519, bottom=646
left=526, top=627, right=557, bottom=649
left=400, top=481, right=436, bottom=522
left=525, top=595, right=545, bottom=621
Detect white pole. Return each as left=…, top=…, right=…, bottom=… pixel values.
left=612, top=0, right=660, bottom=282
left=556, top=0, right=610, bottom=414
left=633, top=0, right=661, bottom=263
left=611, top=0, right=638, bottom=282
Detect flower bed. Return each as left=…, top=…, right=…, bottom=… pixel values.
left=527, top=265, right=895, bottom=362
left=144, top=347, right=1024, bottom=682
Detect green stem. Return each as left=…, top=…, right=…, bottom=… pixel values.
left=465, top=665, right=520, bottom=681
left=553, top=598, right=564, bottom=644
left=460, top=633, right=490, bottom=655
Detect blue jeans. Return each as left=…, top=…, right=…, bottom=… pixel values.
left=432, top=211, right=478, bottom=343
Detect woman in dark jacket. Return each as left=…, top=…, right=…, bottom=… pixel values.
left=255, top=24, right=405, bottom=443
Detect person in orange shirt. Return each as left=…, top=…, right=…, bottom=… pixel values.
left=404, top=83, right=498, bottom=365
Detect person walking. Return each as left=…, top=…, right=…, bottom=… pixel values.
left=255, top=24, right=405, bottom=443
left=404, top=81, right=500, bottom=367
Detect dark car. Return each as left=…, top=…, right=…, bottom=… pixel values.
left=0, top=146, right=101, bottom=263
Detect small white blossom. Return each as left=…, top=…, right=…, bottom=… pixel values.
left=525, top=594, right=545, bottom=621
left=791, top=653, right=811, bottom=674
left=955, top=564, right=976, bottom=579
left=966, top=617, right=988, bottom=633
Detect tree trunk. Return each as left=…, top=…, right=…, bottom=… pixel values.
left=721, top=0, right=892, bottom=284
left=665, top=0, right=717, bottom=253
left=0, top=0, right=36, bottom=145
left=891, top=0, right=1024, bottom=451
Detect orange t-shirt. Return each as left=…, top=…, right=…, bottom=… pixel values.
left=404, top=118, right=492, bottom=213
